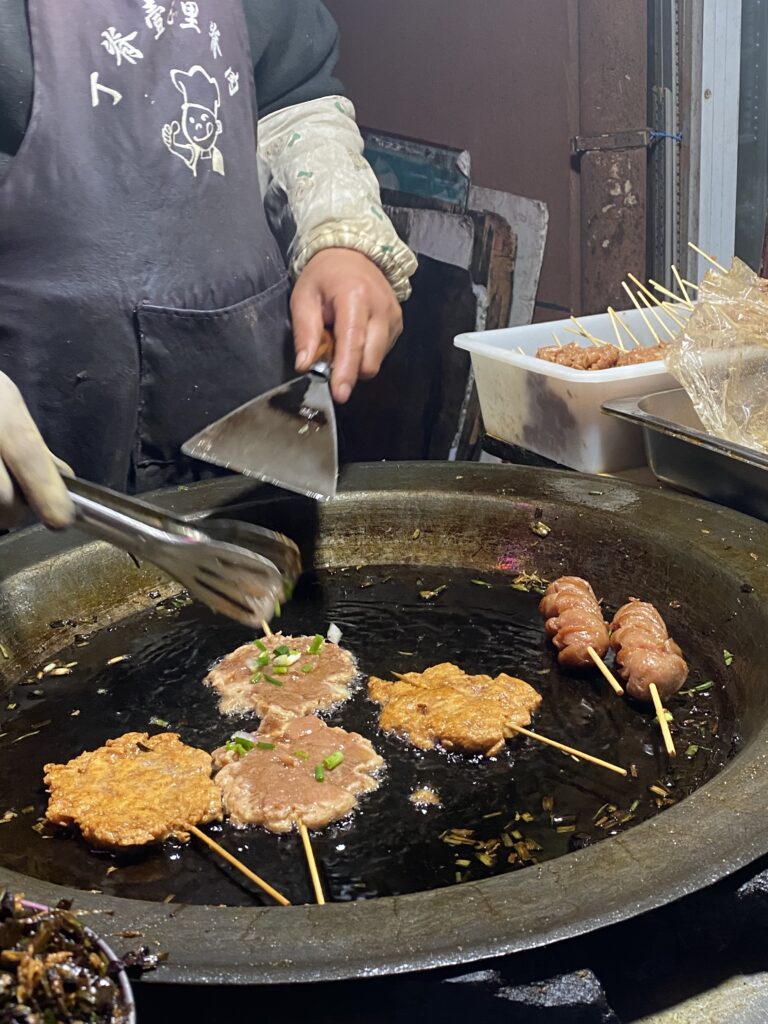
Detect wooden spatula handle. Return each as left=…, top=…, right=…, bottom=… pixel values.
left=316, top=329, right=335, bottom=364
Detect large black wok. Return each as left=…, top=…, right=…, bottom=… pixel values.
left=1, top=462, right=768, bottom=985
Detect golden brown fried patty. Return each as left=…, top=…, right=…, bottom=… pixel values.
left=368, top=662, right=542, bottom=757
left=44, top=732, right=221, bottom=847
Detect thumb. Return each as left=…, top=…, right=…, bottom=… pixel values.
left=291, top=286, right=326, bottom=373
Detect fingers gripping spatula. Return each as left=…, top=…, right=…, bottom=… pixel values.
left=182, top=331, right=338, bottom=501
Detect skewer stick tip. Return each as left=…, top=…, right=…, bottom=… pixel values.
left=190, top=825, right=291, bottom=906
left=507, top=722, right=627, bottom=776
left=670, top=265, right=695, bottom=307
left=586, top=646, right=624, bottom=695
left=649, top=683, right=676, bottom=758
left=687, top=241, right=727, bottom=274
left=299, top=820, right=326, bottom=905
left=622, top=281, right=661, bottom=345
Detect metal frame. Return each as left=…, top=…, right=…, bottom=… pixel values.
left=684, top=0, right=743, bottom=280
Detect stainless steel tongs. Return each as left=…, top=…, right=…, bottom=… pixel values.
left=63, top=477, right=301, bottom=628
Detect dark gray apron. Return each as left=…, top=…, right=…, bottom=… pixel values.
left=0, top=0, right=292, bottom=491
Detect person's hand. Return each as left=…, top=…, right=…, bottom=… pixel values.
left=0, top=373, right=74, bottom=530
left=290, top=248, right=403, bottom=403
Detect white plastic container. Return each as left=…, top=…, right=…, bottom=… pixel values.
left=454, top=308, right=679, bottom=473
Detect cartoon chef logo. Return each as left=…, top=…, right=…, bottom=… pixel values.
left=162, top=66, right=224, bottom=177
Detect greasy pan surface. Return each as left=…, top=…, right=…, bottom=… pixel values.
left=1, top=464, right=768, bottom=984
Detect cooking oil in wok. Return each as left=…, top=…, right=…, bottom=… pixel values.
left=0, top=567, right=738, bottom=907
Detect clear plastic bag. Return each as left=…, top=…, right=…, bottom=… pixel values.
left=666, top=257, right=768, bottom=453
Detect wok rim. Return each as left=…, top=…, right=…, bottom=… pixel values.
left=1, top=462, right=768, bottom=985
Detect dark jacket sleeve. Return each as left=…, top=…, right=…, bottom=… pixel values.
left=244, top=0, right=344, bottom=117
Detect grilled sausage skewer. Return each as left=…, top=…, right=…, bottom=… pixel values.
left=539, top=577, right=610, bottom=670
left=609, top=599, right=688, bottom=702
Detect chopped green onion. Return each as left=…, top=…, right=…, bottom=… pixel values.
left=629, top=799, right=640, bottom=813
left=301, top=664, right=316, bottom=674
left=294, top=750, right=309, bottom=760
left=264, top=675, right=284, bottom=687
left=250, top=672, right=262, bottom=685
left=225, top=736, right=255, bottom=757
left=273, top=645, right=291, bottom=657
left=308, top=634, right=325, bottom=655
left=323, top=752, right=344, bottom=771
left=149, top=716, right=170, bottom=728
left=724, top=650, right=734, bottom=667
left=680, top=681, right=714, bottom=695
left=455, top=859, right=471, bottom=867
left=471, top=579, right=492, bottom=588
left=229, top=736, right=255, bottom=750
left=256, top=741, right=275, bottom=751
left=272, top=666, right=288, bottom=675
left=314, top=765, right=325, bottom=782
left=685, top=744, right=699, bottom=757
left=256, top=652, right=271, bottom=667
left=274, top=652, right=301, bottom=667
left=252, top=639, right=267, bottom=652
left=0, top=643, right=8, bottom=659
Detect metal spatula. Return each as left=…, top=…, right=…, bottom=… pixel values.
left=64, top=476, right=301, bottom=628
left=181, top=331, right=338, bottom=501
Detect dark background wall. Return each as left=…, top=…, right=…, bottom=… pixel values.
left=324, top=0, right=648, bottom=320
left=324, top=0, right=580, bottom=319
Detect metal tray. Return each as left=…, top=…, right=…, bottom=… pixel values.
left=603, top=388, right=768, bottom=520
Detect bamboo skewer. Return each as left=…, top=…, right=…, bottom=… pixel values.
left=649, top=683, right=676, bottom=757
left=636, top=290, right=676, bottom=340
left=606, top=307, right=627, bottom=350
left=190, top=826, right=291, bottom=906
left=506, top=723, right=628, bottom=776
left=569, top=316, right=605, bottom=346
left=681, top=278, right=699, bottom=293
left=628, top=273, right=668, bottom=312
left=564, top=325, right=604, bottom=347
left=299, top=822, right=326, bottom=904
left=650, top=276, right=691, bottom=309
left=622, top=282, right=661, bottom=345
left=660, top=301, right=689, bottom=329
left=671, top=265, right=694, bottom=306
left=261, top=619, right=273, bottom=638
left=688, top=241, right=726, bottom=273
left=551, top=332, right=563, bottom=348
left=608, top=305, right=642, bottom=348
left=586, top=646, right=624, bottom=696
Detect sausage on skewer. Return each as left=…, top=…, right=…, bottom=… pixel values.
left=539, top=576, right=609, bottom=669
left=609, top=598, right=688, bottom=701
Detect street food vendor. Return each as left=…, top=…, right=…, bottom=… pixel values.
left=0, top=0, right=416, bottom=529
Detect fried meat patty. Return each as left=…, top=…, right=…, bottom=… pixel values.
left=44, top=732, right=221, bottom=847
left=212, top=712, right=383, bottom=833
left=368, top=662, right=542, bottom=757
left=205, top=633, right=357, bottom=719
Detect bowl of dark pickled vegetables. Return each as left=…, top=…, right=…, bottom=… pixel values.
left=0, top=892, right=135, bottom=1024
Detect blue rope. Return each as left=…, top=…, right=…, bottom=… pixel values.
left=649, top=130, right=684, bottom=143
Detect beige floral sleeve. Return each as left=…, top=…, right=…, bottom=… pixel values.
left=257, top=96, right=418, bottom=302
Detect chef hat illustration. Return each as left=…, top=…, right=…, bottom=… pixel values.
left=171, top=66, right=221, bottom=111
